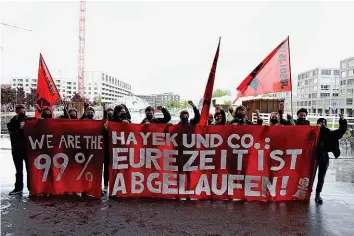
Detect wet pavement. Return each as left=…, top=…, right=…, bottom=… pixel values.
left=1, top=139, right=354, bottom=235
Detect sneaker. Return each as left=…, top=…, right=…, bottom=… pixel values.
left=9, top=189, right=23, bottom=195
left=315, top=195, right=323, bottom=204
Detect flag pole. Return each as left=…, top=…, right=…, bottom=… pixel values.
left=287, top=36, right=293, bottom=117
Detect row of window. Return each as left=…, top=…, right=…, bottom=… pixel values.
left=340, top=79, right=354, bottom=85
left=297, top=98, right=353, bottom=106
left=101, top=73, right=131, bottom=90
left=341, top=59, right=354, bottom=69
left=341, top=69, right=354, bottom=78
left=298, top=69, right=340, bottom=79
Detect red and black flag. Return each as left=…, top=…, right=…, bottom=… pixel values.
left=233, top=36, right=292, bottom=103
left=35, top=54, right=61, bottom=118
left=199, top=37, right=221, bottom=126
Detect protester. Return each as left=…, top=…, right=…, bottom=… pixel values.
left=40, top=106, right=53, bottom=119
left=226, top=107, right=234, bottom=123
left=208, top=113, right=214, bottom=125
left=80, top=103, right=90, bottom=120
left=269, top=112, right=280, bottom=126
left=293, top=108, right=310, bottom=125
left=68, top=108, right=78, bottom=119
left=214, top=105, right=226, bottom=125
left=179, top=101, right=200, bottom=125
left=84, top=106, right=95, bottom=120
left=141, top=105, right=171, bottom=124
left=7, top=104, right=32, bottom=195
left=229, top=105, right=263, bottom=125
left=315, top=114, right=348, bottom=204
left=276, top=102, right=296, bottom=125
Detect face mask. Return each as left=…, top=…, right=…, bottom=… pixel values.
left=42, top=114, right=52, bottom=119
left=298, top=117, right=305, bottom=123
left=146, top=114, right=153, bottom=120
left=181, top=118, right=189, bottom=124
left=108, top=113, right=113, bottom=119
left=70, top=115, right=77, bottom=119
left=236, top=113, right=244, bottom=119
left=86, top=114, right=94, bottom=119
left=18, top=113, right=26, bottom=118
left=208, top=120, right=213, bottom=125
left=270, top=118, right=278, bottom=125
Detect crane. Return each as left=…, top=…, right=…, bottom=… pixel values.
left=77, top=1, right=86, bottom=96
left=0, top=22, right=32, bottom=50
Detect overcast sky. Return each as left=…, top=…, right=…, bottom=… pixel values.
left=1, top=1, right=353, bottom=100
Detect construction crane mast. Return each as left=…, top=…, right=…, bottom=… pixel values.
left=78, top=1, right=86, bottom=96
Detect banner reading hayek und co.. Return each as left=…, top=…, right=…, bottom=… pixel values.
left=108, top=123, right=319, bottom=201
left=24, top=119, right=105, bottom=197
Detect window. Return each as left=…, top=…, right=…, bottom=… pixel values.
left=314, top=78, right=317, bottom=83
left=321, top=85, right=330, bottom=90
left=297, top=101, right=300, bottom=106
left=300, top=101, right=304, bottom=106
left=347, top=89, right=353, bottom=95
left=333, top=70, right=340, bottom=75
left=305, top=101, right=308, bottom=106
left=341, top=80, right=347, bottom=85
left=297, top=82, right=300, bottom=86
left=348, top=79, right=354, bottom=85
left=13, top=84, right=16, bottom=86
left=313, top=86, right=317, bottom=91
left=321, top=69, right=331, bottom=75
left=347, top=98, right=353, bottom=106
left=313, top=70, right=318, bottom=76
left=301, top=74, right=305, bottom=79
left=312, top=93, right=317, bottom=98
left=320, top=93, right=330, bottom=98
left=341, top=62, right=347, bottom=69
left=13, top=79, right=17, bottom=81
left=308, top=101, right=311, bottom=106
left=349, top=59, right=354, bottom=67
left=312, top=100, right=316, bottom=105
left=305, top=72, right=309, bottom=78
left=298, top=75, right=301, bottom=79
left=349, top=70, right=354, bottom=76
left=342, top=71, right=347, bottom=78
left=32, top=79, right=36, bottom=82
left=332, top=93, right=339, bottom=97
left=305, top=80, right=309, bottom=85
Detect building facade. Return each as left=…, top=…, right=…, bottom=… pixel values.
left=339, top=57, right=354, bottom=116
left=10, top=71, right=132, bottom=104
left=136, top=92, right=180, bottom=107
left=296, top=68, right=340, bottom=115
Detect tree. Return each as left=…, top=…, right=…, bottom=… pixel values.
left=16, top=88, right=25, bottom=104
left=71, top=93, right=89, bottom=103
left=224, top=100, right=232, bottom=106
left=213, top=89, right=231, bottom=98
left=166, top=101, right=181, bottom=110
left=181, top=100, right=189, bottom=109
left=1, top=87, right=16, bottom=105
left=25, top=88, right=37, bottom=107
left=94, top=95, right=103, bottom=106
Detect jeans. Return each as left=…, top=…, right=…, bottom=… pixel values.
left=316, top=152, right=329, bottom=195
left=12, top=149, right=30, bottom=190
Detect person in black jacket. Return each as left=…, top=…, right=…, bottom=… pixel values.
left=214, top=105, right=226, bottom=125
left=7, top=104, right=31, bottom=195
left=141, top=105, right=171, bottom=124
left=40, top=106, right=53, bottom=119
left=83, top=106, right=95, bottom=120
left=229, top=105, right=263, bottom=125
left=315, top=115, right=347, bottom=204
left=80, top=103, right=90, bottom=120
left=293, top=108, right=310, bottom=125
left=178, top=101, right=200, bottom=125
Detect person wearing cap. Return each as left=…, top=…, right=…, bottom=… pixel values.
left=141, top=105, right=171, bottom=124
left=314, top=114, right=347, bottom=204
left=293, top=108, right=310, bottom=125
left=228, top=105, right=263, bottom=125
left=7, top=104, right=32, bottom=195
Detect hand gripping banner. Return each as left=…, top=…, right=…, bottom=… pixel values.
left=24, top=119, right=105, bottom=197
left=108, top=123, right=319, bottom=201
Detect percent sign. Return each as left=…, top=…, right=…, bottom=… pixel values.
left=34, top=153, right=94, bottom=182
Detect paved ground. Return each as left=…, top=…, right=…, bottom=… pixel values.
left=1, top=139, right=354, bottom=235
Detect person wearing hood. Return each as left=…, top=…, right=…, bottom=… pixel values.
left=67, top=108, right=78, bottom=119
left=229, top=105, right=263, bottom=125
left=178, top=100, right=200, bottom=125
left=40, top=106, right=53, bottom=119
left=7, top=104, right=33, bottom=195
left=213, top=105, right=226, bottom=125
left=269, top=112, right=281, bottom=126
left=141, top=105, right=171, bottom=124
left=84, top=106, right=95, bottom=120
left=314, top=115, right=347, bottom=204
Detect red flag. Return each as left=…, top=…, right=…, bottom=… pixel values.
left=233, top=36, right=292, bottom=103
left=35, top=54, right=61, bottom=118
left=199, top=37, right=221, bottom=125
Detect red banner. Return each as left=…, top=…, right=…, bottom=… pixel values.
left=24, top=119, right=105, bottom=197
left=35, top=54, right=61, bottom=118
left=199, top=37, right=221, bottom=125
left=108, top=123, right=319, bottom=201
left=233, top=37, right=292, bottom=103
